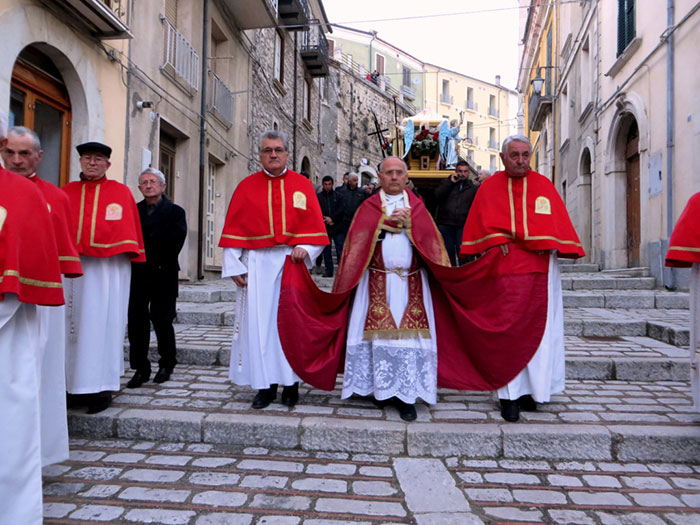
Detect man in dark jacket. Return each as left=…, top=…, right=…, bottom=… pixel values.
left=316, top=175, right=345, bottom=277
left=335, top=173, right=367, bottom=261
left=434, top=160, right=478, bottom=266
left=127, top=168, right=187, bottom=387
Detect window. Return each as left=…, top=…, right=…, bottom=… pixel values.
left=617, top=0, right=636, bottom=57
left=159, top=130, right=176, bottom=201
left=466, top=87, right=474, bottom=109
left=402, top=67, right=411, bottom=87
left=318, top=77, right=326, bottom=102
left=303, top=77, right=311, bottom=122
left=327, top=39, right=335, bottom=58
left=561, top=84, right=569, bottom=145
left=375, top=53, right=385, bottom=75
left=546, top=26, right=553, bottom=96
left=489, top=95, right=497, bottom=117
left=273, top=31, right=284, bottom=83
left=441, top=79, right=450, bottom=104
left=165, top=0, right=178, bottom=25
left=490, top=155, right=497, bottom=173
left=466, top=121, right=473, bottom=141
left=467, top=150, right=474, bottom=163
left=580, top=36, right=592, bottom=108
left=489, top=127, right=497, bottom=150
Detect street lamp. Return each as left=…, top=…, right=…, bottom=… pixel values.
left=531, top=73, right=544, bottom=95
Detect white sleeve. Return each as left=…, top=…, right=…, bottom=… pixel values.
left=298, top=244, right=325, bottom=268
left=222, top=247, right=247, bottom=278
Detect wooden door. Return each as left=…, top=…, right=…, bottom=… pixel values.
left=625, top=127, right=640, bottom=268
left=159, top=133, right=176, bottom=201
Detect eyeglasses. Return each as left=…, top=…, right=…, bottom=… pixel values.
left=138, top=179, right=163, bottom=187
left=261, top=147, right=287, bottom=155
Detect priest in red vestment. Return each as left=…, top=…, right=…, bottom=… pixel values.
left=0, top=129, right=64, bottom=524
left=219, top=130, right=328, bottom=409
left=461, top=135, right=584, bottom=422
left=278, top=156, right=553, bottom=421
left=666, top=192, right=700, bottom=410
left=2, top=126, right=84, bottom=469
left=63, top=141, right=145, bottom=414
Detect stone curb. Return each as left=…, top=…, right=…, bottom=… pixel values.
left=68, top=410, right=700, bottom=463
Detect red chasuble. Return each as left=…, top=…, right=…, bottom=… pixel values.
left=29, top=175, right=83, bottom=277
left=666, top=192, right=700, bottom=268
left=460, top=170, right=584, bottom=259
left=0, top=168, right=64, bottom=305
left=219, top=170, right=329, bottom=249
left=63, top=177, right=145, bottom=262
left=278, top=190, right=550, bottom=391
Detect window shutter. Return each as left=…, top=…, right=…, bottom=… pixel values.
left=165, top=0, right=178, bottom=25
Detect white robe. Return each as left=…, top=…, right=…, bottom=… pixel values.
left=690, top=263, right=700, bottom=410
left=498, top=252, right=565, bottom=402
left=0, top=296, right=42, bottom=525
left=65, top=255, right=131, bottom=393
left=37, top=300, right=69, bottom=466
left=223, top=244, right=323, bottom=389
left=341, top=192, right=438, bottom=404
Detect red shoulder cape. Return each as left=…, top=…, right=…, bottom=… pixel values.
left=461, top=170, right=584, bottom=259
left=666, top=192, right=700, bottom=267
left=63, top=177, right=145, bottom=261
left=278, top=190, right=550, bottom=391
left=219, top=170, right=329, bottom=249
left=30, top=176, right=83, bottom=277
left=0, top=168, right=64, bottom=305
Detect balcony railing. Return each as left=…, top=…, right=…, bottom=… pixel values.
left=161, top=16, right=200, bottom=93
left=39, top=0, right=130, bottom=38
left=208, top=71, right=234, bottom=127
left=528, top=92, right=553, bottom=131
left=400, top=84, right=416, bottom=100
left=220, top=0, right=278, bottom=29
left=278, top=0, right=310, bottom=30
left=440, top=94, right=453, bottom=105
left=300, top=22, right=329, bottom=77
left=489, top=140, right=498, bottom=150
left=465, top=100, right=474, bottom=110
left=488, top=106, right=499, bottom=117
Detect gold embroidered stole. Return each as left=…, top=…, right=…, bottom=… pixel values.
left=363, top=241, right=430, bottom=340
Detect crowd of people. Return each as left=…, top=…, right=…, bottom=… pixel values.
left=2, top=122, right=698, bottom=523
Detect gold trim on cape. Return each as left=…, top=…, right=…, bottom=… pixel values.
left=0, top=269, right=63, bottom=288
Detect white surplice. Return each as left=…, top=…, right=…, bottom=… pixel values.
left=223, top=244, right=324, bottom=389
left=498, top=251, right=565, bottom=403
left=65, top=255, right=131, bottom=393
left=0, top=296, right=43, bottom=525
left=342, top=191, right=438, bottom=404
left=37, top=299, right=69, bottom=466
left=690, top=263, right=700, bottom=410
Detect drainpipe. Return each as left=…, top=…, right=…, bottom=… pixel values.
left=349, top=82, right=354, bottom=167
left=196, top=0, right=209, bottom=280
left=293, top=32, right=298, bottom=168
left=665, top=0, right=676, bottom=289
left=369, top=30, right=377, bottom=73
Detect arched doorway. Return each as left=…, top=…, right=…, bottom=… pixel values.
left=300, top=156, right=312, bottom=184
left=624, top=120, right=640, bottom=267
left=10, top=45, right=72, bottom=187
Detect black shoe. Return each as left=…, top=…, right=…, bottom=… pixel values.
left=322, top=272, right=333, bottom=278
left=86, top=392, right=112, bottom=414
left=394, top=398, right=417, bottom=422
left=517, top=394, right=537, bottom=412
left=252, top=385, right=278, bottom=409
left=66, top=393, right=88, bottom=408
left=372, top=397, right=389, bottom=408
left=153, top=367, right=172, bottom=384
left=281, top=382, right=299, bottom=407
left=500, top=399, right=520, bottom=422
left=127, top=369, right=151, bottom=389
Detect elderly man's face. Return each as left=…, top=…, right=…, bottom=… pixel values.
left=79, top=152, right=111, bottom=180
left=2, top=133, right=43, bottom=177
left=500, top=140, right=530, bottom=178
left=347, top=175, right=359, bottom=190
left=260, top=138, right=288, bottom=176
left=138, top=173, right=166, bottom=200
left=378, top=157, right=408, bottom=195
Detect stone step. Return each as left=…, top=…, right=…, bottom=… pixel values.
left=600, top=267, right=652, bottom=278
left=560, top=275, right=657, bottom=290
left=562, top=291, right=689, bottom=309
left=559, top=263, right=601, bottom=273
left=67, top=365, right=700, bottom=463
left=131, top=331, right=690, bottom=381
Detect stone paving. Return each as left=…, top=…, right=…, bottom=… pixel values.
left=43, top=438, right=700, bottom=524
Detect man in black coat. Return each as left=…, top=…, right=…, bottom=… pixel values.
left=434, top=160, right=479, bottom=266
left=126, top=168, right=187, bottom=387
left=316, top=175, right=345, bottom=277
left=335, top=173, right=367, bottom=260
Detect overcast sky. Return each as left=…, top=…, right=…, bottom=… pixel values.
left=321, top=0, right=522, bottom=90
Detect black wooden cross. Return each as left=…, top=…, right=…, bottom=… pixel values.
left=368, top=105, right=389, bottom=158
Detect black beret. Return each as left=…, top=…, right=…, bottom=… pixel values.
left=76, top=141, right=112, bottom=158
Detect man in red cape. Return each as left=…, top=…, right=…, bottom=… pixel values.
left=63, top=141, right=145, bottom=414
left=461, top=135, right=584, bottom=422
left=278, top=156, right=552, bottom=421
left=665, top=192, right=700, bottom=410
left=2, top=126, right=84, bottom=469
left=219, top=130, right=328, bottom=410
left=0, top=118, right=64, bottom=524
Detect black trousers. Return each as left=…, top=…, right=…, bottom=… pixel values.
left=127, top=292, right=177, bottom=373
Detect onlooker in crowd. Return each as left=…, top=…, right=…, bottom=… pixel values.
left=335, top=173, right=366, bottom=261
left=316, top=175, right=345, bottom=277
left=477, top=169, right=491, bottom=184
left=434, top=160, right=479, bottom=266
left=0, top=123, right=64, bottom=525
left=126, top=168, right=187, bottom=388
left=460, top=135, right=584, bottom=422
left=218, top=130, right=327, bottom=409
left=63, top=141, right=145, bottom=414
left=2, top=126, right=82, bottom=468
left=335, top=172, right=349, bottom=193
